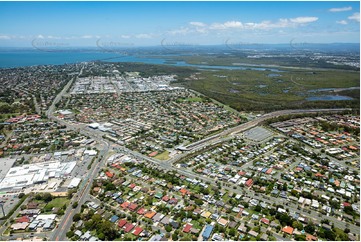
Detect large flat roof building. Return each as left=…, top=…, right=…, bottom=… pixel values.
left=0, top=161, right=76, bottom=191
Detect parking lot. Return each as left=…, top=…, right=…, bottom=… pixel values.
left=0, top=157, right=16, bottom=179
left=244, top=126, right=274, bottom=142
left=0, top=193, right=20, bottom=217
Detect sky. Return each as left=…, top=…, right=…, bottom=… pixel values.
left=0, top=1, right=359, bottom=47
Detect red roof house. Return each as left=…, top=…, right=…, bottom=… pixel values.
left=183, top=223, right=192, bottom=233
left=124, top=223, right=135, bottom=233
left=343, top=202, right=351, bottom=207
left=260, top=218, right=270, bottom=225
left=121, top=201, right=130, bottom=209
left=132, top=227, right=143, bottom=236
left=245, top=178, right=253, bottom=187
left=118, top=219, right=127, bottom=228
left=105, top=171, right=114, bottom=178
left=282, top=226, right=294, bottom=235
left=128, top=203, right=138, bottom=211
left=137, top=208, right=146, bottom=215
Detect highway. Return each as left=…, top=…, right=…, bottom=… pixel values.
left=167, top=108, right=351, bottom=164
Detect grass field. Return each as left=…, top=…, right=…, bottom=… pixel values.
left=179, top=68, right=360, bottom=111
left=154, top=150, right=170, bottom=160
left=44, top=197, right=69, bottom=210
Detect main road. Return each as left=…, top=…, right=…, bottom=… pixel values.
left=50, top=140, right=109, bottom=241
left=45, top=70, right=354, bottom=239
left=47, top=65, right=111, bottom=241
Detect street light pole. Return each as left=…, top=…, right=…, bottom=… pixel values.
left=0, top=201, right=5, bottom=217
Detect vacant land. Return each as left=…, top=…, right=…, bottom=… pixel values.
left=178, top=68, right=359, bottom=111
left=44, top=197, right=69, bottom=211
left=154, top=150, right=170, bottom=160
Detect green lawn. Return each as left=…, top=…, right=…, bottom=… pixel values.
left=154, top=151, right=170, bottom=160
left=44, top=197, right=69, bottom=210
left=191, top=220, right=203, bottom=230
left=185, top=97, right=203, bottom=102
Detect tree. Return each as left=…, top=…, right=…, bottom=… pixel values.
left=195, top=199, right=203, bottom=206
left=67, top=189, right=76, bottom=199
left=84, top=220, right=95, bottom=230
left=324, top=230, right=336, bottom=241
left=72, top=202, right=79, bottom=209
left=97, top=220, right=117, bottom=240
left=66, top=231, right=74, bottom=238
left=92, top=214, right=102, bottom=224
left=344, top=206, right=354, bottom=215
left=254, top=205, right=262, bottom=212
left=57, top=209, right=65, bottom=216
left=294, top=234, right=306, bottom=241
left=105, top=182, right=116, bottom=191
left=35, top=193, right=42, bottom=200
left=43, top=193, right=53, bottom=202
left=98, top=232, right=105, bottom=240
left=279, top=214, right=293, bottom=226
left=292, top=221, right=303, bottom=231
left=290, top=190, right=298, bottom=197
left=18, top=193, right=25, bottom=199
left=73, top=213, right=81, bottom=222
left=304, top=223, right=316, bottom=234
left=165, top=225, right=172, bottom=233
left=229, top=228, right=236, bottom=237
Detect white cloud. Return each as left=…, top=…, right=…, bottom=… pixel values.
left=207, top=17, right=317, bottom=31
left=329, top=6, right=352, bottom=12
left=47, top=35, right=62, bottom=39
left=37, top=34, right=44, bottom=39
left=120, top=35, right=131, bottom=39
left=81, top=35, right=94, bottom=39
left=135, top=33, right=152, bottom=39
left=167, top=16, right=319, bottom=37
left=210, top=21, right=243, bottom=30
left=348, top=12, right=360, bottom=22
left=223, top=21, right=243, bottom=28
left=290, top=17, right=319, bottom=24
left=244, top=19, right=292, bottom=29
left=336, top=20, right=348, bottom=25
left=168, top=27, right=191, bottom=35
left=189, top=22, right=206, bottom=27
left=0, top=35, right=11, bottom=40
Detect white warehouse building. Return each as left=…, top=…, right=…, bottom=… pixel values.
left=0, top=161, right=76, bottom=191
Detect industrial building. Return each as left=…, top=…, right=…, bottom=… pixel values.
left=0, top=161, right=76, bottom=191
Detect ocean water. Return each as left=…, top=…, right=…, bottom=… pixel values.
left=0, top=51, right=165, bottom=68
left=0, top=50, right=282, bottom=72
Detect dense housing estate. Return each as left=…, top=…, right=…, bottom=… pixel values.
left=0, top=62, right=359, bottom=241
